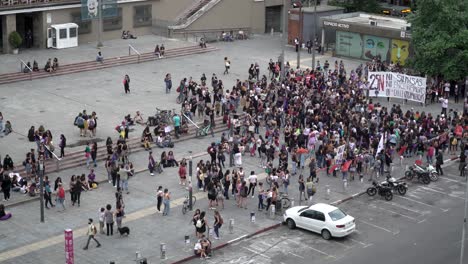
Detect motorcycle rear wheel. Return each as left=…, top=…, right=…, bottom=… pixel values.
left=429, top=172, right=439, bottom=182
left=366, top=187, right=377, bottom=196
left=384, top=191, right=393, bottom=201
left=421, top=176, right=430, bottom=184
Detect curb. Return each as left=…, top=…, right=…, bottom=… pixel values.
left=170, top=223, right=282, bottom=264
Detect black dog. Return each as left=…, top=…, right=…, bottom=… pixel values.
left=118, top=226, right=130, bottom=236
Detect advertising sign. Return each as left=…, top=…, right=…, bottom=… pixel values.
left=368, top=72, right=426, bottom=103
left=81, top=0, right=118, bottom=20
left=64, top=229, right=74, bottom=264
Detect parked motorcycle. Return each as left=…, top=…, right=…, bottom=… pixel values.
left=367, top=181, right=393, bottom=201
left=382, top=175, right=407, bottom=195
left=405, top=165, right=431, bottom=184
left=425, top=164, right=439, bottom=182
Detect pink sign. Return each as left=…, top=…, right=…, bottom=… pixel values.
left=64, top=229, right=74, bottom=264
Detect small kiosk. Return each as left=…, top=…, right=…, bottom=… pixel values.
left=47, top=23, right=79, bottom=49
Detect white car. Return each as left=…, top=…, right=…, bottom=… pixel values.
left=283, top=203, right=355, bottom=240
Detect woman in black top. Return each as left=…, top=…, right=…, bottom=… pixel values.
left=195, top=211, right=207, bottom=238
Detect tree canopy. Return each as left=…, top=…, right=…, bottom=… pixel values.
left=408, top=0, right=468, bottom=80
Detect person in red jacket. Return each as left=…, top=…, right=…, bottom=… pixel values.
left=56, top=183, right=66, bottom=211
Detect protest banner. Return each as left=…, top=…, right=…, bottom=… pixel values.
left=368, top=72, right=426, bottom=103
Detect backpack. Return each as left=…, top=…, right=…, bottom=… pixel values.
left=240, top=186, right=248, bottom=197
left=452, top=138, right=458, bottom=145
left=88, top=119, right=95, bottom=129
left=219, top=216, right=224, bottom=225
left=196, top=219, right=202, bottom=228
left=92, top=224, right=97, bottom=235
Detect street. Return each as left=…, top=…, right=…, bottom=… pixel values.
left=187, top=160, right=468, bottom=264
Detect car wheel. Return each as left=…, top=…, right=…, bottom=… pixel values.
left=321, top=229, right=331, bottom=240
left=287, top=219, right=296, bottom=229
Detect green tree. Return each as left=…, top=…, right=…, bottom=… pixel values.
left=408, top=0, right=468, bottom=80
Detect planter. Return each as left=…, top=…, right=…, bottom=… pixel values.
left=12, top=48, right=19, bottom=55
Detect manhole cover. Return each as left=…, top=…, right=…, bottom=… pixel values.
left=0, top=97, right=6, bottom=100
left=56, top=88, right=61, bottom=90
left=67, top=138, right=104, bottom=148
left=152, top=72, right=158, bottom=74
left=39, top=110, right=45, bottom=113
left=96, top=100, right=101, bottom=102
left=106, top=79, right=112, bottom=82
left=18, top=137, right=25, bottom=141
left=0, top=234, right=6, bottom=239
left=145, top=91, right=151, bottom=93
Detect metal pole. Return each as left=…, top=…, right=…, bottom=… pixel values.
left=39, top=161, right=44, bottom=223
left=97, top=0, right=103, bottom=47
left=280, top=0, right=289, bottom=81
left=312, top=0, right=317, bottom=70
left=460, top=173, right=468, bottom=264
left=296, top=7, right=302, bottom=69
left=188, top=151, right=193, bottom=211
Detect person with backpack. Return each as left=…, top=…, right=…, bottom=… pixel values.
left=56, top=183, right=66, bottom=211
left=305, top=177, right=316, bottom=204
left=212, top=210, right=223, bottom=240
left=83, top=218, right=101, bottom=250
left=195, top=211, right=207, bottom=238
left=74, top=113, right=85, bottom=137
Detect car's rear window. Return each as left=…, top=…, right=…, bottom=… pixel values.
left=328, top=209, right=347, bottom=221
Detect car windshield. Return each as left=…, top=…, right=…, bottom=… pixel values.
left=328, top=209, right=347, bottom=221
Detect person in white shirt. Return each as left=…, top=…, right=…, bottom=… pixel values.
left=247, top=171, right=257, bottom=198
left=439, top=97, right=448, bottom=116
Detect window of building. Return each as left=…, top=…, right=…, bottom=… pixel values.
left=134, top=5, right=152, bottom=27
left=71, top=12, right=92, bottom=35
left=69, top=28, right=77, bottom=38
left=59, top=29, right=67, bottom=39
left=103, top=8, right=123, bottom=32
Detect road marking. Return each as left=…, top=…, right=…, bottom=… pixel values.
left=407, top=193, right=422, bottom=199
left=418, top=186, right=464, bottom=200
left=386, top=201, right=423, bottom=214
left=418, top=219, right=426, bottom=224
left=348, top=237, right=367, bottom=246
left=241, top=246, right=271, bottom=259
left=288, top=251, right=305, bottom=259
left=440, top=176, right=466, bottom=184
left=284, top=238, right=336, bottom=259
left=358, top=220, right=393, bottom=233
left=395, top=195, right=448, bottom=212
left=369, top=205, right=418, bottom=221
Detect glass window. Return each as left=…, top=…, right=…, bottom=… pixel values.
left=313, top=211, right=326, bottom=222
left=69, top=28, right=77, bottom=38
left=300, top=210, right=314, bottom=219
left=71, top=12, right=91, bottom=35
left=59, top=29, right=67, bottom=39
left=328, top=209, right=347, bottom=221
left=103, top=8, right=123, bottom=32
left=133, top=5, right=152, bottom=27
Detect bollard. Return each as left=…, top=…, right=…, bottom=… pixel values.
left=229, top=219, right=234, bottom=233
left=360, top=175, right=364, bottom=183
left=271, top=27, right=274, bottom=36
left=250, top=212, right=256, bottom=223
left=270, top=205, right=276, bottom=218
left=160, top=243, right=166, bottom=260
left=291, top=199, right=295, bottom=207
left=207, top=226, right=211, bottom=239
left=343, top=179, right=348, bottom=191
left=185, top=235, right=190, bottom=244
left=136, top=251, right=141, bottom=260
left=325, top=185, right=330, bottom=200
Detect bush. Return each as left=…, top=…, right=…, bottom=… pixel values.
left=8, top=31, right=22, bottom=49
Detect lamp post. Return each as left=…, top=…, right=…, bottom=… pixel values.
left=39, top=157, right=45, bottom=223
left=460, top=172, right=468, bottom=264
left=280, top=0, right=290, bottom=81
left=312, top=0, right=317, bottom=70
left=188, top=151, right=193, bottom=211
left=97, top=0, right=103, bottom=47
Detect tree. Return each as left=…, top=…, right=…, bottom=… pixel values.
left=408, top=0, right=468, bottom=80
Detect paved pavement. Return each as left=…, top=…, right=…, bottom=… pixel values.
left=185, top=160, right=467, bottom=264
left=0, top=34, right=465, bottom=264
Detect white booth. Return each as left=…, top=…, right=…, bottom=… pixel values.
left=47, top=23, right=79, bottom=49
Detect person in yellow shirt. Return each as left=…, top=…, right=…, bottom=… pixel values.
left=83, top=218, right=101, bottom=250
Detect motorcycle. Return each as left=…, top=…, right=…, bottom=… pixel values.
left=405, top=165, right=431, bottom=184
left=425, top=164, right=439, bottom=182
left=366, top=181, right=393, bottom=201
left=381, top=175, right=407, bottom=195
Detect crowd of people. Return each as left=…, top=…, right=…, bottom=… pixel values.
left=22, top=58, right=59, bottom=73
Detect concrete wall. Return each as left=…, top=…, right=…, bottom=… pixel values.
left=265, top=0, right=282, bottom=7
left=185, top=0, right=266, bottom=33
left=1, top=14, right=16, bottom=53
left=153, top=0, right=196, bottom=21
left=302, top=9, right=343, bottom=43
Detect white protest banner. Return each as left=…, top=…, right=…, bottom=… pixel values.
left=335, top=145, right=346, bottom=165
left=367, top=72, right=426, bottom=103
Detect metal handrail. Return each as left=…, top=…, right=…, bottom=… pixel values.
left=43, top=144, right=62, bottom=171
left=19, top=59, right=32, bottom=80
left=183, top=113, right=200, bottom=129
left=128, top=44, right=141, bottom=63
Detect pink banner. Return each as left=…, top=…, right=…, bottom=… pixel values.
left=64, top=229, right=74, bottom=264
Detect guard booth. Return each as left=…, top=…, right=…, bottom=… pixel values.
left=47, top=23, right=79, bottom=49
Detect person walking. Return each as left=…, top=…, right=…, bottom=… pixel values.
left=435, top=150, right=444, bottom=176
left=83, top=218, right=101, bottom=250
left=123, top=74, right=130, bottom=94
left=56, top=183, right=66, bottom=211
left=119, top=164, right=129, bottom=194
left=164, top=73, right=172, bottom=94
left=247, top=171, right=257, bottom=198
left=98, top=207, right=105, bottom=234
left=85, top=143, right=91, bottom=168
left=223, top=57, right=230, bottom=75
left=91, top=142, right=98, bottom=167
left=213, top=210, right=223, bottom=240
left=298, top=174, right=306, bottom=203
left=173, top=114, right=181, bottom=139
left=44, top=180, right=54, bottom=208
left=257, top=182, right=265, bottom=211
left=1, top=175, right=11, bottom=201
left=305, top=177, right=316, bottom=204
left=148, top=151, right=156, bottom=176
left=115, top=204, right=124, bottom=228
left=59, top=134, right=66, bottom=158
left=104, top=204, right=114, bottom=236
left=162, top=188, right=171, bottom=216
left=156, top=186, right=163, bottom=213
left=72, top=176, right=83, bottom=207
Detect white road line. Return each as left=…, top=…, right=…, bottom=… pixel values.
left=418, top=186, right=465, bottom=200
left=229, top=235, right=248, bottom=244
left=407, top=193, right=422, bottom=199
left=358, top=219, right=393, bottom=233
left=430, top=186, right=446, bottom=191
left=348, top=237, right=368, bottom=247
left=396, top=195, right=448, bottom=212
left=288, top=251, right=305, bottom=259
left=439, top=176, right=466, bottom=184
left=259, top=241, right=273, bottom=247
left=418, top=219, right=427, bottom=224
left=241, top=246, right=271, bottom=259
left=285, top=238, right=336, bottom=258
left=376, top=206, right=419, bottom=221
left=386, top=201, right=423, bottom=214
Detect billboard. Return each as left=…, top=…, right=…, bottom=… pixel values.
left=368, top=71, right=426, bottom=103
left=336, top=31, right=362, bottom=59
left=81, top=0, right=118, bottom=20
left=363, top=35, right=389, bottom=61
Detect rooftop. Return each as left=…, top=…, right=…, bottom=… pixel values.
left=323, top=12, right=410, bottom=30
left=301, top=4, right=345, bottom=13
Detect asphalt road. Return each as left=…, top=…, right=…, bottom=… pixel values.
left=187, top=161, right=468, bottom=264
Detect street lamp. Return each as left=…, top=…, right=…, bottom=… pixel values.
left=460, top=172, right=468, bottom=264
left=292, top=1, right=303, bottom=69
left=188, top=151, right=193, bottom=211
left=312, top=0, right=317, bottom=70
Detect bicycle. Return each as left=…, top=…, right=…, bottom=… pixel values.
left=182, top=195, right=197, bottom=215
left=278, top=192, right=291, bottom=209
